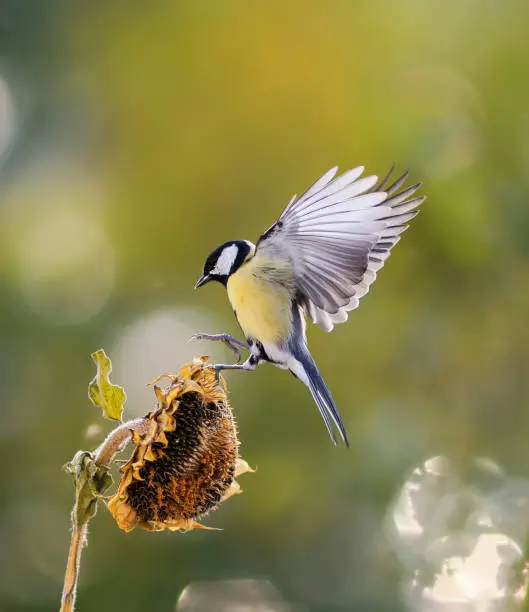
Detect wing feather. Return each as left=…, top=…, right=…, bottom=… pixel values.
left=257, top=165, right=425, bottom=331
left=282, top=166, right=362, bottom=217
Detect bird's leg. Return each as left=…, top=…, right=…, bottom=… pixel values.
left=190, top=333, right=249, bottom=363
left=210, top=355, right=259, bottom=373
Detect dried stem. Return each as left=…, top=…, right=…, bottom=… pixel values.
left=60, top=418, right=150, bottom=612
left=60, top=522, right=87, bottom=612
left=95, top=418, right=150, bottom=466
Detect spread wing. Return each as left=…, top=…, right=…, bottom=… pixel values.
left=256, top=165, right=425, bottom=331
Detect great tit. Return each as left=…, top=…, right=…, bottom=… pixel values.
left=194, top=165, right=425, bottom=446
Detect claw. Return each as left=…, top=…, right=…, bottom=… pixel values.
left=190, top=333, right=248, bottom=363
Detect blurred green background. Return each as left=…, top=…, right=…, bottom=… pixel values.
left=2, top=1, right=529, bottom=611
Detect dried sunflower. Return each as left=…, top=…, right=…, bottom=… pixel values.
left=107, top=357, right=252, bottom=532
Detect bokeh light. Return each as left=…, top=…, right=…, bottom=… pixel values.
left=110, top=307, right=224, bottom=415
left=16, top=205, right=115, bottom=325
left=176, top=579, right=294, bottom=612
left=387, top=456, right=529, bottom=611
left=4, top=156, right=115, bottom=325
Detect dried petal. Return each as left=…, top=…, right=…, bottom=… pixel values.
left=107, top=358, right=251, bottom=532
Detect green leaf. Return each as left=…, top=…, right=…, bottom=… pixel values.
left=88, top=349, right=126, bottom=422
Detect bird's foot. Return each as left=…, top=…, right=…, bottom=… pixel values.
left=190, top=333, right=248, bottom=363
left=208, top=363, right=247, bottom=373
left=208, top=356, right=258, bottom=373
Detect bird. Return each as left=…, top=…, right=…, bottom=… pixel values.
left=193, top=165, right=425, bottom=446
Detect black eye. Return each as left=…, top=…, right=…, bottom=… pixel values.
left=204, top=247, right=222, bottom=273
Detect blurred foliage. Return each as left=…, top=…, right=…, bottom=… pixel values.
left=1, top=1, right=529, bottom=611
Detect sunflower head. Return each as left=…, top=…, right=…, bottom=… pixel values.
left=107, top=357, right=252, bottom=532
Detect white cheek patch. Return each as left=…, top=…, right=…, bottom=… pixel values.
left=212, top=244, right=238, bottom=275
left=244, top=240, right=256, bottom=259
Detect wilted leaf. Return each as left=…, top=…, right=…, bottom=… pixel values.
left=64, top=450, right=113, bottom=524
left=88, top=349, right=126, bottom=422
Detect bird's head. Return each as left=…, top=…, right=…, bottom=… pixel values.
left=195, top=240, right=256, bottom=288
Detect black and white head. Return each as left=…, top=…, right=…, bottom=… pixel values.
left=195, top=240, right=256, bottom=288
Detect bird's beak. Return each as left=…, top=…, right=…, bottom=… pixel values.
left=194, top=274, right=210, bottom=289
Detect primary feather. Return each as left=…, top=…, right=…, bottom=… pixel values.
left=257, top=165, right=425, bottom=331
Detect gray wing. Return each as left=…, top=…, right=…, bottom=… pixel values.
left=256, top=165, right=425, bottom=331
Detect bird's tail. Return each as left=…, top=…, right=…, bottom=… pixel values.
left=289, top=349, right=349, bottom=447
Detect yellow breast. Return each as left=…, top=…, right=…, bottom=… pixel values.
left=227, top=256, right=293, bottom=343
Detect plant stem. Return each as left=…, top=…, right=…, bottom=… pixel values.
left=60, top=522, right=87, bottom=612
left=94, top=418, right=149, bottom=466
left=60, top=418, right=150, bottom=612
